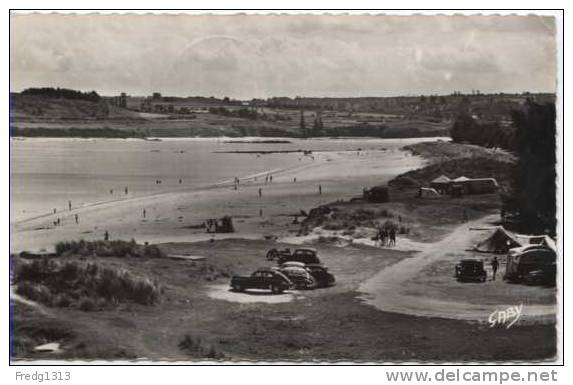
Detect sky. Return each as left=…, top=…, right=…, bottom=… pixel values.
left=10, top=13, right=557, bottom=99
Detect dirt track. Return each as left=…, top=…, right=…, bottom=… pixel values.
left=359, top=215, right=557, bottom=324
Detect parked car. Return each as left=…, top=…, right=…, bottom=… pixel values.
left=523, top=264, right=556, bottom=287
left=230, top=268, right=293, bottom=294
left=455, top=259, right=487, bottom=282
left=279, top=262, right=316, bottom=289
left=277, top=248, right=321, bottom=265
left=305, top=264, right=336, bottom=287
left=266, top=248, right=293, bottom=261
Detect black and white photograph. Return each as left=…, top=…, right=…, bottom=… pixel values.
left=8, top=9, right=562, bottom=365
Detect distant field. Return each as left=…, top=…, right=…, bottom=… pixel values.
left=10, top=93, right=451, bottom=138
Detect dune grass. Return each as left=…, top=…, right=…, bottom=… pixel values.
left=15, top=258, right=161, bottom=310
left=54, top=239, right=165, bottom=258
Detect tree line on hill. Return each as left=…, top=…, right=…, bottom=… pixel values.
left=451, top=99, right=556, bottom=235
left=21, top=87, right=101, bottom=103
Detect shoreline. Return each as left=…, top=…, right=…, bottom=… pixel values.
left=11, top=138, right=430, bottom=253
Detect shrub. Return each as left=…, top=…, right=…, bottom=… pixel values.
left=54, top=239, right=166, bottom=259
left=15, top=259, right=161, bottom=310
left=179, top=334, right=225, bottom=359
left=16, top=282, right=53, bottom=305
left=78, top=298, right=97, bottom=312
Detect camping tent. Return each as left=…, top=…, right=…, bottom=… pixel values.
left=473, top=227, right=521, bottom=254
left=514, top=234, right=557, bottom=253
left=418, top=187, right=441, bottom=198
left=430, top=175, right=451, bottom=194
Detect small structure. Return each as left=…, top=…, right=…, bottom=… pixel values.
left=450, top=184, right=464, bottom=198
left=418, top=187, right=441, bottom=198
left=363, top=185, right=389, bottom=203
left=464, top=178, right=498, bottom=194
left=205, top=216, right=235, bottom=233
left=505, top=248, right=556, bottom=283
left=473, top=227, right=521, bottom=254
left=430, top=175, right=451, bottom=194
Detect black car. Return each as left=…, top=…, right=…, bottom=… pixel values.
left=277, top=248, right=321, bottom=265
left=455, top=259, right=487, bottom=282
left=230, top=268, right=293, bottom=294
left=305, top=264, right=336, bottom=287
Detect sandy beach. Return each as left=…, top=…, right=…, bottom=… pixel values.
left=10, top=137, right=431, bottom=253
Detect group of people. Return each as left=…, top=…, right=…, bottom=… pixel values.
left=376, top=227, right=397, bottom=247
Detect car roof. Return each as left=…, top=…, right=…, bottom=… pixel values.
left=256, top=267, right=277, bottom=272
left=281, top=261, right=306, bottom=267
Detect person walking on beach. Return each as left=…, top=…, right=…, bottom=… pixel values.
left=68, top=201, right=72, bottom=211
left=143, top=209, right=146, bottom=219
left=110, top=189, right=114, bottom=195
left=57, top=218, right=61, bottom=226
left=104, top=230, right=109, bottom=241
left=389, top=228, right=396, bottom=247
left=318, top=184, right=322, bottom=195
left=270, top=175, right=273, bottom=183
left=294, top=177, right=297, bottom=183
left=258, top=188, right=262, bottom=198
left=74, top=214, right=78, bottom=224
left=179, top=179, right=182, bottom=184
left=53, top=208, right=57, bottom=214
left=491, top=256, right=499, bottom=281
left=125, top=186, right=128, bottom=195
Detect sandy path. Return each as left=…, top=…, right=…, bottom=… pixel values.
left=359, top=215, right=557, bottom=324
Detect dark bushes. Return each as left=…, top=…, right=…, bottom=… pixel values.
left=54, top=239, right=165, bottom=259
left=179, top=334, right=225, bottom=359
left=21, top=87, right=101, bottom=102
left=15, top=259, right=161, bottom=310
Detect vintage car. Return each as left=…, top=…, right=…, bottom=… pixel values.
left=305, top=263, right=336, bottom=287
left=230, top=268, right=293, bottom=294
left=455, top=259, right=487, bottom=282
left=278, top=262, right=316, bottom=289
left=266, top=248, right=293, bottom=261
left=274, top=248, right=321, bottom=265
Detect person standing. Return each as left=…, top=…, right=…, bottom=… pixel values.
left=491, top=256, right=499, bottom=281
left=143, top=209, right=146, bottom=219
left=68, top=200, right=72, bottom=211
left=389, top=228, right=396, bottom=247
left=104, top=230, right=109, bottom=241
left=125, top=186, right=128, bottom=195
left=318, top=184, right=322, bottom=195
left=74, top=214, right=78, bottom=224
left=258, top=188, right=262, bottom=198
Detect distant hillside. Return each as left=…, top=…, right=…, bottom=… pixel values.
left=10, top=93, right=144, bottom=120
